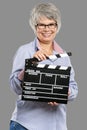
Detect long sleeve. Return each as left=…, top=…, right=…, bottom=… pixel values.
left=68, top=66, right=78, bottom=101
left=9, top=46, right=30, bottom=95
left=9, top=38, right=78, bottom=130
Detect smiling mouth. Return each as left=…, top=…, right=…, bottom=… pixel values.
left=42, top=33, right=52, bottom=37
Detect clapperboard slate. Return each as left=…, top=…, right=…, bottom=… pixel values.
left=22, top=52, right=72, bottom=104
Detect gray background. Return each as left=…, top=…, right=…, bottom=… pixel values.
left=0, top=0, right=87, bottom=130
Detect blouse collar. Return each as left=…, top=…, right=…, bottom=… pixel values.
left=35, top=37, right=64, bottom=54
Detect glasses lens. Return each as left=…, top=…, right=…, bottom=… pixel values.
left=36, top=23, right=57, bottom=29
left=49, top=23, right=57, bottom=29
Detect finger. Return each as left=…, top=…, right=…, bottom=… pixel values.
left=37, top=49, right=49, bottom=58
left=33, top=51, right=47, bottom=61
left=41, top=49, right=50, bottom=58
left=48, top=102, right=55, bottom=106
left=38, top=53, right=47, bottom=60
left=53, top=102, right=58, bottom=106
left=68, top=89, right=71, bottom=96
left=34, top=53, right=47, bottom=61
left=48, top=102, right=59, bottom=106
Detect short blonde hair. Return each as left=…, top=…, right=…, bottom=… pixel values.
left=29, top=3, right=61, bottom=34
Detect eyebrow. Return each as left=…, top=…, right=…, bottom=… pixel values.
left=37, top=22, right=57, bottom=25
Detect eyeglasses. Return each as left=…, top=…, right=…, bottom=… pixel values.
left=36, top=23, right=57, bottom=30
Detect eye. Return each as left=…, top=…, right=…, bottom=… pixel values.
left=36, top=24, right=45, bottom=29
left=36, top=23, right=57, bottom=29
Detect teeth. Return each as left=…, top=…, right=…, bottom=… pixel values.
left=42, top=34, right=51, bottom=37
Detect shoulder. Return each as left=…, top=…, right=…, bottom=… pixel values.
left=15, top=40, right=36, bottom=56
left=18, top=41, right=35, bottom=51
left=13, top=40, right=36, bottom=60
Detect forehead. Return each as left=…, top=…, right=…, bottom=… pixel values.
left=37, top=16, right=55, bottom=24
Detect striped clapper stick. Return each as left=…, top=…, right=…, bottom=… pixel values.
left=22, top=52, right=71, bottom=104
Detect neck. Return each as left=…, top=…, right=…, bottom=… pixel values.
left=39, top=42, right=53, bottom=55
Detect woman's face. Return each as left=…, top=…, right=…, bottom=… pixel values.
left=35, top=17, right=58, bottom=44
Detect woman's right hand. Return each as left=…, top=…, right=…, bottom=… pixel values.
left=33, top=49, right=49, bottom=61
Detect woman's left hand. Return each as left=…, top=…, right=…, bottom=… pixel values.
left=48, top=102, right=58, bottom=106
left=18, top=69, right=24, bottom=82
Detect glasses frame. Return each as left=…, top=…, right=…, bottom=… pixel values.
left=35, top=23, right=57, bottom=30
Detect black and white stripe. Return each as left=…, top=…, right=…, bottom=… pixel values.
left=27, top=52, right=72, bottom=63
left=36, top=64, right=70, bottom=70
left=22, top=54, right=71, bottom=104
left=48, top=52, right=72, bottom=60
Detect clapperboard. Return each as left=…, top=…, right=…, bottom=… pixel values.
left=22, top=52, right=72, bottom=104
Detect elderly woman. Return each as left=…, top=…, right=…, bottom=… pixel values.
left=9, top=2, right=78, bottom=130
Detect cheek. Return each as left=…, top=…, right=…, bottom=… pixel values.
left=36, top=33, right=42, bottom=38
left=51, top=31, right=57, bottom=37
left=36, top=30, right=42, bottom=36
